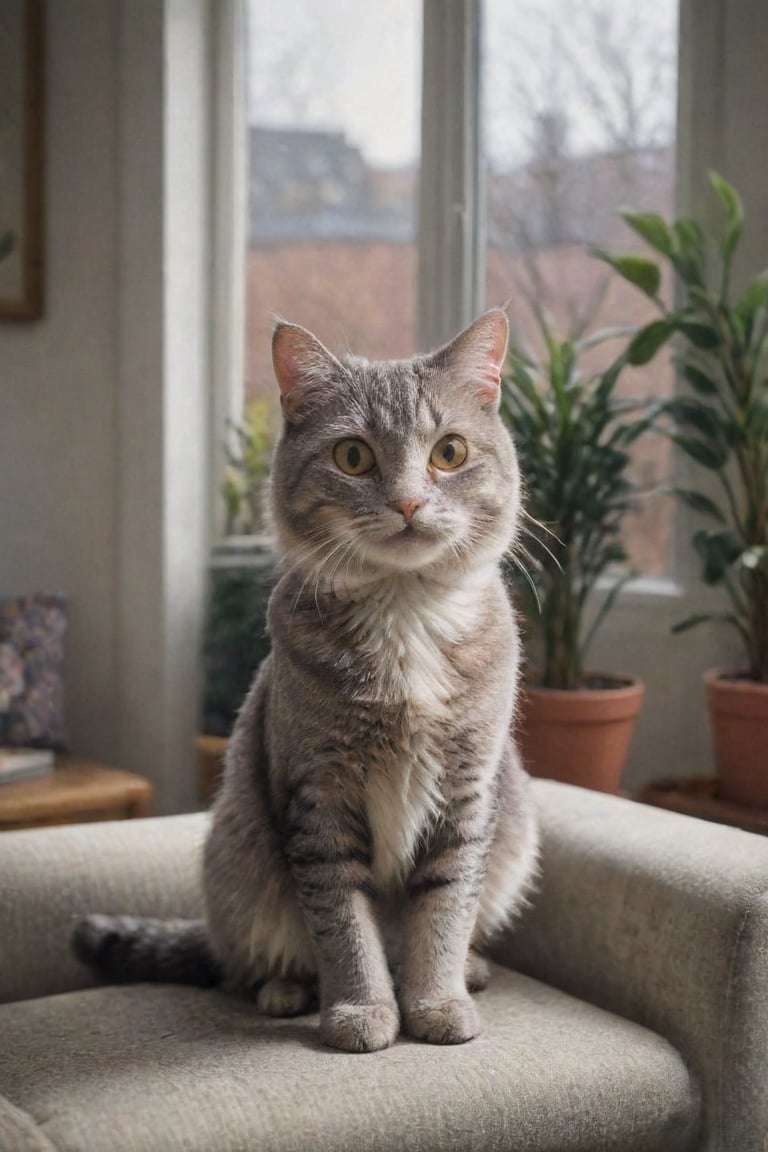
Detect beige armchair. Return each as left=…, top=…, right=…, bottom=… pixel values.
left=0, top=780, right=766, bottom=1152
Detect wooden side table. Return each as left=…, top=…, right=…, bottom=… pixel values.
left=0, top=757, right=154, bottom=831
left=638, top=776, right=768, bottom=836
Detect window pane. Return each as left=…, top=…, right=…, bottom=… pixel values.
left=484, top=0, right=678, bottom=576
left=245, top=0, right=421, bottom=407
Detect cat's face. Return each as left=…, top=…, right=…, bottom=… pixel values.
left=269, top=311, right=521, bottom=585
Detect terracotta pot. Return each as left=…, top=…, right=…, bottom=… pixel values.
left=705, top=669, right=768, bottom=807
left=516, top=675, right=645, bottom=794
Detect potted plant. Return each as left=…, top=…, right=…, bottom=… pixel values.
left=501, top=315, right=652, bottom=792
left=199, top=400, right=278, bottom=802
left=597, top=173, right=768, bottom=805
left=221, top=398, right=277, bottom=539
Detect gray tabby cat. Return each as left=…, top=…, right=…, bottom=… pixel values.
left=74, top=308, right=539, bottom=1053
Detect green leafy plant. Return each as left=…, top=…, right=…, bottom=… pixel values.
left=597, top=173, right=768, bottom=682
left=222, top=398, right=278, bottom=536
left=202, top=561, right=273, bottom=736
left=501, top=316, right=652, bottom=690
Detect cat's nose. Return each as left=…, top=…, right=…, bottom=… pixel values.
left=388, top=499, right=422, bottom=523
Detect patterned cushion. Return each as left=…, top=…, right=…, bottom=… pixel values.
left=0, top=594, right=68, bottom=749
left=0, top=643, right=24, bottom=712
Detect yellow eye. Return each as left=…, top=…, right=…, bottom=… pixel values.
left=333, top=438, right=376, bottom=476
left=430, top=435, right=468, bottom=471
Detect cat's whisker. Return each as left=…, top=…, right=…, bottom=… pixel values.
left=522, top=510, right=562, bottom=546
left=505, top=552, right=542, bottom=614
left=309, top=534, right=356, bottom=611
left=289, top=535, right=339, bottom=612
left=519, top=523, right=563, bottom=572
left=286, top=517, right=371, bottom=610
left=328, top=537, right=359, bottom=596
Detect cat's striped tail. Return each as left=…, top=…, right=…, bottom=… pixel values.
left=72, top=914, right=222, bottom=987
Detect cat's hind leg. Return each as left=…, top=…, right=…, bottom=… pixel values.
left=257, top=976, right=318, bottom=1017
left=464, top=948, right=490, bottom=992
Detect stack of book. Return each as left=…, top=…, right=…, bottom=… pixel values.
left=0, top=747, right=55, bottom=784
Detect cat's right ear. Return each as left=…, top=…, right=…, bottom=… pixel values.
left=272, top=321, right=339, bottom=422
left=428, top=308, right=509, bottom=409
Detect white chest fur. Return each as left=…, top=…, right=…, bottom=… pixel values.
left=348, top=572, right=484, bottom=711
left=347, top=572, right=488, bottom=888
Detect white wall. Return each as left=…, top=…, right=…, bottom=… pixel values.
left=0, top=0, right=120, bottom=761
left=0, top=0, right=212, bottom=812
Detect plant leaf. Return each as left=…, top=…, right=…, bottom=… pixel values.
left=693, top=528, right=743, bottom=584
left=577, top=325, right=637, bottom=352
left=709, top=171, right=744, bottom=257
left=671, top=434, right=728, bottom=470
left=672, top=612, right=745, bottom=636
left=747, top=400, right=768, bottom=439
left=681, top=362, right=720, bottom=395
left=736, top=273, right=768, bottom=326
left=592, top=250, right=661, bottom=298
left=662, top=396, right=723, bottom=439
left=621, top=212, right=674, bottom=256
left=627, top=319, right=674, bottom=365
left=676, top=320, right=722, bottom=349
left=671, top=613, right=713, bottom=634
left=673, top=218, right=706, bottom=255
left=580, top=570, right=635, bottom=663
left=669, top=487, right=726, bottom=522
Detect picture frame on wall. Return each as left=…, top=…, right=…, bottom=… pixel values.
left=0, top=0, right=44, bottom=320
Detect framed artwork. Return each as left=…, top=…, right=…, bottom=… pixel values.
left=0, top=0, right=44, bottom=320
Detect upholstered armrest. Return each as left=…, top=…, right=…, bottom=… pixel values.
left=497, top=779, right=768, bottom=1152
left=0, top=813, right=207, bottom=1005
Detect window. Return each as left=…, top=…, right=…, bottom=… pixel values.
left=483, top=0, right=679, bottom=575
left=245, top=0, right=422, bottom=408
left=208, top=0, right=768, bottom=785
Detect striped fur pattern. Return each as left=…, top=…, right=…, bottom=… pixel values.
left=72, top=916, right=220, bottom=986
left=75, top=310, right=539, bottom=1052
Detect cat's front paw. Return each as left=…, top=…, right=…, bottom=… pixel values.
left=403, top=995, right=481, bottom=1045
left=320, top=1001, right=400, bottom=1053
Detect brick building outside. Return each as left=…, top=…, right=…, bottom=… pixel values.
left=244, top=126, right=677, bottom=573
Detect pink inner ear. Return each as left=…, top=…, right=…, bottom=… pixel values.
left=487, top=316, right=509, bottom=371
left=476, top=312, right=508, bottom=401
left=272, top=327, right=306, bottom=400
left=478, top=365, right=502, bottom=403
left=272, top=322, right=338, bottom=422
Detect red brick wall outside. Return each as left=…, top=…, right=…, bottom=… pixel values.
left=245, top=239, right=674, bottom=574
left=246, top=241, right=417, bottom=395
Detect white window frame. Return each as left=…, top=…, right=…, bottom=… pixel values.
left=418, top=0, right=484, bottom=349
left=209, top=0, right=248, bottom=542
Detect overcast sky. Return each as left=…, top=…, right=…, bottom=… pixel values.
left=247, top=0, right=421, bottom=166
left=247, top=0, right=677, bottom=169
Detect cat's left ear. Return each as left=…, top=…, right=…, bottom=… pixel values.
left=432, top=308, right=509, bottom=408
left=272, top=321, right=341, bottom=422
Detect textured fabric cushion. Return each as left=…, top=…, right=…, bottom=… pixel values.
left=495, top=781, right=768, bottom=1152
left=0, top=594, right=69, bottom=748
left=0, top=815, right=207, bottom=1005
left=0, top=966, right=698, bottom=1152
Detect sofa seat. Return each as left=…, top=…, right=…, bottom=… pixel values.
left=0, top=965, right=698, bottom=1152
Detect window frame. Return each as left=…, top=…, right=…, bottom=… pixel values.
left=209, top=0, right=248, bottom=542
